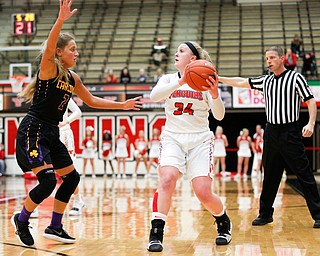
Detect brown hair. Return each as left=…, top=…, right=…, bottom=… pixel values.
left=265, top=46, right=284, bottom=57
left=18, top=33, right=75, bottom=103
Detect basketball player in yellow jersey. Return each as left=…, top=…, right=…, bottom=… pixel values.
left=147, top=41, right=232, bottom=252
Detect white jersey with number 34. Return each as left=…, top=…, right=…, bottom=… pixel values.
left=160, top=73, right=214, bottom=134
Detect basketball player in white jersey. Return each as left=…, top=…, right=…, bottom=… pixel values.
left=213, top=126, right=230, bottom=177
left=235, top=128, right=253, bottom=180
left=59, top=99, right=85, bottom=216
left=147, top=41, right=232, bottom=252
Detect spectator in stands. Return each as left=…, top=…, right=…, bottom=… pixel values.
left=302, top=51, right=317, bottom=79
left=291, top=34, right=303, bottom=57
left=153, top=68, right=163, bottom=83
left=137, top=68, right=148, bottom=83
left=105, top=68, right=118, bottom=84
left=151, top=38, right=168, bottom=67
left=120, top=67, right=131, bottom=84
left=284, top=48, right=297, bottom=71
left=0, top=143, right=5, bottom=176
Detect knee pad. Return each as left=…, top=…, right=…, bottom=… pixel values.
left=29, top=169, right=57, bottom=204
left=55, top=169, right=80, bottom=203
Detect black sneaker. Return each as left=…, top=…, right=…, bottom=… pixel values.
left=214, top=213, right=232, bottom=245
left=11, top=213, right=34, bottom=246
left=252, top=216, right=273, bottom=226
left=147, top=219, right=165, bottom=252
left=313, top=220, right=320, bottom=228
left=43, top=225, right=76, bottom=243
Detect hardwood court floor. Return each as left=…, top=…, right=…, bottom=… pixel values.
left=1, top=174, right=320, bottom=256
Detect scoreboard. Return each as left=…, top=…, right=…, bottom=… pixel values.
left=12, top=13, right=36, bottom=36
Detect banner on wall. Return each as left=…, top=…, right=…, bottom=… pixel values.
left=302, top=80, right=320, bottom=107
left=232, top=87, right=265, bottom=108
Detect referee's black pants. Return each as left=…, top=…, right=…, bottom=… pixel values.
left=259, top=122, right=320, bottom=220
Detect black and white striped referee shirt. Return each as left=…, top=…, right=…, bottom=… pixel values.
left=249, top=70, right=314, bottom=125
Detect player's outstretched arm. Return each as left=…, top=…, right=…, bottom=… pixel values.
left=217, top=76, right=250, bottom=88
left=72, top=72, right=142, bottom=110
left=40, top=0, right=77, bottom=79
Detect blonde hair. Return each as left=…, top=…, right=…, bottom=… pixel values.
left=188, top=41, right=213, bottom=63
left=215, top=126, right=223, bottom=134
left=18, top=33, right=75, bottom=103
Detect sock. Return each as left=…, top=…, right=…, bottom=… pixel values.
left=212, top=205, right=226, bottom=217
left=18, top=206, right=32, bottom=223
left=152, top=191, right=159, bottom=212
left=49, top=212, right=63, bottom=230
left=152, top=212, right=167, bottom=222
left=74, top=193, right=81, bottom=201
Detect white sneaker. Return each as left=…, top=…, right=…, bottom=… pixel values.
left=221, top=171, right=231, bottom=177
left=243, top=174, right=248, bottom=180
left=234, top=173, right=241, bottom=180
left=91, top=174, right=96, bottom=178
left=251, top=170, right=258, bottom=178
left=30, top=207, right=39, bottom=218
left=69, top=199, right=85, bottom=216
left=132, top=173, right=137, bottom=178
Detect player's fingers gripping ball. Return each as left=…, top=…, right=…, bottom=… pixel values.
left=184, top=60, right=218, bottom=91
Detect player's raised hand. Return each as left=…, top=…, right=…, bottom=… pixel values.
left=123, top=96, right=143, bottom=110
left=206, top=74, right=219, bottom=99
left=59, top=0, right=77, bottom=21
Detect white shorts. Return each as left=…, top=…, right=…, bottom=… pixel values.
left=159, top=130, right=214, bottom=181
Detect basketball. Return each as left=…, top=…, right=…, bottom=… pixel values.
left=184, top=60, right=218, bottom=91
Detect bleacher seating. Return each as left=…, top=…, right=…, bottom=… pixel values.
left=0, top=0, right=319, bottom=82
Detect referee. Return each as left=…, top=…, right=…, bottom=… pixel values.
left=213, top=46, right=320, bottom=228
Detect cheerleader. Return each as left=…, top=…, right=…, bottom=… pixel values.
left=251, top=124, right=263, bottom=178
left=133, top=130, right=149, bottom=177
left=213, top=126, right=230, bottom=177
left=115, top=126, right=129, bottom=177
left=102, top=130, right=114, bottom=177
left=235, top=128, right=253, bottom=180
left=82, top=126, right=97, bottom=177
left=148, top=128, right=161, bottom=177
left=255, top=129, right=264, bottom=179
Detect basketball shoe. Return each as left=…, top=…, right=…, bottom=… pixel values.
left=69, top=196, right=85, bottom=216
left=214, top=213, right=232, bottom=245
left=11, top=213, right=34, bottom=246
left=147, top=219, right=165, bottom=252
left=43, top=225, right=75, bottom=243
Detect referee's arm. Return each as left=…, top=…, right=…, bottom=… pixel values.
left=217, top=76, right=250, bottom=88
left=302, top=98, right=317, bottom=137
